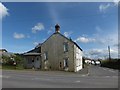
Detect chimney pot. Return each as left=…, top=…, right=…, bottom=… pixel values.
left=55, top=24, right=60, bottom=33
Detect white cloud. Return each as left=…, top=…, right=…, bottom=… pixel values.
left=95, top=26, right=102, bottom=32
left=47, top=27, right=53, bottom=34
left=33, top=38, right=46, bottom=46
left=99, top=2, right=119, bottom=13
left=42, top=38, right=46, bottom=42
left=47, top=30, right=52, bottom=34
left=13, top=32, right=25, bottom=39
left=27, top=35, right=30, bottom=38
left=99, top=3, right=111, bottom=13
left=33, top=42, right=39, bottom=46
left=84, top=48, right=118, bottom=59
left=64, top=31, right=73, bottom=37
left=113, top=0, right=120, bottom=6
left=0, top=3, right=9, bottom=19
left=93, top=25, right=118, bottom=47
left=75, top=36, right=96, bottom=43
left=32, top=23, right=44, bottom=33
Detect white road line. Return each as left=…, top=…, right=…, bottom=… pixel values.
left=103, top=68, right=107, bottom=70
left=109, top=70, right=116, bottom=73
left=0, top=75, right=10, bottom=78
left=32, top=78, right=50, bottom=81
left=75, top=80, right=81, bottom=83
left=105, top=76, right=110, bottom=78
left=102, top=68, right=117, bottom=73
left=104, top=76, right=118, bottom=78
left=81, top=75, right=86, bottom=77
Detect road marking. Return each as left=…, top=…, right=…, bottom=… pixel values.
left=81, top=75, right=86, bottom=77
left=0, top=75, right=10, bottom=78
left=75, top=80, right=81, bottom=83
left=103, top=68, right=107, bottom=70
left=105, top=76, right=110, bottom=78
left=109, top=70, right=115, bottom=73
left=102, top=68, right=117, bottom=73
left=105, top=76, right=118, bottom=78
left=32, top=77, right=50, bottom=81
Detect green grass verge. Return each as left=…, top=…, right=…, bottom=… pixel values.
left=2, top=64, right=24, bottom=70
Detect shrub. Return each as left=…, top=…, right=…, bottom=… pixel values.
left=101, top=59, right=119, bottom=70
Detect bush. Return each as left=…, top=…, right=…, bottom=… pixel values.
left=2, top=55, right=13, bottom=65
left=2, top=54, right=25, bottom=70
left=101, top=59, right=119, bottom=70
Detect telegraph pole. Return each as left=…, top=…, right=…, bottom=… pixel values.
left=108, top=45, right=111, bottom=61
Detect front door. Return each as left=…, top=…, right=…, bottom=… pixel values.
left=34, top=56, right=40, bottom=69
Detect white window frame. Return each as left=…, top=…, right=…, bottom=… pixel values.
left=63, top=42, right=68, bottom=52
left=44, top=52, right=48, bottom=60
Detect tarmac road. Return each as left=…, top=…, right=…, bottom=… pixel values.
left=1, top=65, right=118, bottom=88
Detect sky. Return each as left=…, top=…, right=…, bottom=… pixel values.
left=1, top=2, right=119, bottom=59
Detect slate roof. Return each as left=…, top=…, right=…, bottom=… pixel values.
left=24, top=52, right=41, bottom=56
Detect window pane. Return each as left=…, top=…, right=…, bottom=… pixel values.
left=64, top=43, right=68, bottom=52
left=44, top=52, right=48, bottom=60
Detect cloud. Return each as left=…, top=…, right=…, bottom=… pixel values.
left=113, top=43, right=120, bottom=47
left=99, top=2, right=119, bottom=13
left=99, top=3, right=111, bottom=13
left=27, top=35, right=30, bottom=38
left=47, top=27, right=54, bottom=34
left=113, top=0, right=120, bottom=6
left=75, top=36, right=96, bottom=43
left=95, top=26, right=102, bottom=32
left=84, top=48, right=118, bottom=59
left=0, top=3, right=9, bottom=19
left=64, top=31, right=73, bottom=37
left=13, top=32, right=25, bottom=39
left=32, top=23, right=44, bottom=33
left=33, top=42, right=39, bottom=46
left=93, top=25, right=118, bottom=47
left=89, top=49, right=103, bottom=55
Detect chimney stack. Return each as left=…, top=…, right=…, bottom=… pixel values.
left=55, top=24, right=60, bottom=33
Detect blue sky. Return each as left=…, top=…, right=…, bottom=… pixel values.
left=1, top=2, right=118, bottom=59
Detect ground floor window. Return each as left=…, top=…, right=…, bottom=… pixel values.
left=60, top=62, right=62, bottom=68
left=64, top=58, right=68, bottom=68
left=44, top=52, right=48, bottom=60
left=28, top=59, right=32, bottom=64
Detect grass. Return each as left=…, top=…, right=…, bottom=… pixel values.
left=2, top=64, right=24, bottom=70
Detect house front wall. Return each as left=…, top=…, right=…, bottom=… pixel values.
left=24, top=56, right=41, bottom=69
left=74, top=45, right=83, bottom=72
left=41, top=33, right=75, bottom=72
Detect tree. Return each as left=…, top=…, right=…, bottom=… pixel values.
left=2, top=55, right=13, bottom=65
left=13, top=54, right=24, bottom=67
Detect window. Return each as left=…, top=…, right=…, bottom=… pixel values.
left=32, top=60, right=34, bottom=62
left=36, top=57, right=39, bottom=61
left=64, top=58, right=68, bottom=67
left=60, top=62, right=62, bottom=68
left=44, top=52, right=48, bottom=60
left=63, top=42, right=68, bottom=52
left=28, top=58, right=32, bottom=64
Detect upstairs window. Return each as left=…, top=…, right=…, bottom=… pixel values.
left=44, top=52, right=48, bottom=60
left=63, top=42, right=68, bottom=52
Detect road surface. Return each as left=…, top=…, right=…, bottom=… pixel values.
left=1, top=65, right=118, bottom=88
